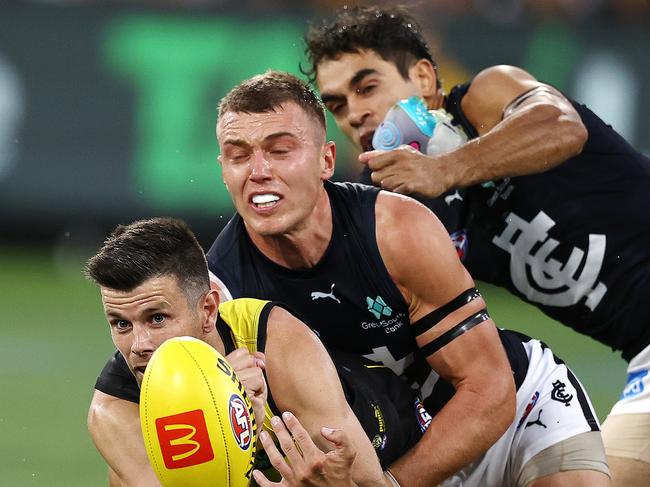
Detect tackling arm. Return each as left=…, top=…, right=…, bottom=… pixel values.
left=264, top=306, right=391, bottom=487
left=360, top=65, right=587, bottom=198
left=87, top=390, right=161, bottom=487
left=444, top=64, right=587, bottom=187
left=376, top=192, right=516, bottom=486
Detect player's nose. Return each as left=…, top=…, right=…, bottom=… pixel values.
left=131, top=326, right=156, bottom=356
left=249, top=149, right=272, bottom=181
left=348, top=99, right=371, bottom=129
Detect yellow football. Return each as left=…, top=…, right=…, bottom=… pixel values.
left=140, top=336, right=257, bottom=487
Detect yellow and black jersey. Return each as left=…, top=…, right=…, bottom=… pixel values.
left=217, top=298, right=426, bottom=469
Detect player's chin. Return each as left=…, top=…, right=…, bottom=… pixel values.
left=248, top=214, right=292, bottom=237
left=133, top=367, right=146, bottom=385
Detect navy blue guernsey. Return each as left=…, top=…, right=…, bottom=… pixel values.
left=444, top=83, right=650, bottom=361
left=208, top=180, right=529, bottom=414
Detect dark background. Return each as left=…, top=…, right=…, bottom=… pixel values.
left=0, top=1, right=647, bottom=484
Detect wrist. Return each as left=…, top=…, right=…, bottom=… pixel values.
left=384, top=468, right=401, bottom=487
left=435, top=151, right=462, bottom=193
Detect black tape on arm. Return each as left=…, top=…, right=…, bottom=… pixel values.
left=418, top=309, right=490, bottom=357
left=412, top=288, right=482, bottom=337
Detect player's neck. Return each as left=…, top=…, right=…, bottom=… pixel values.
left=205, top=323, right=226, bottom=356
left=427, top=89, right=445, bottom=110
left=247, top=189, right=333, bottom=270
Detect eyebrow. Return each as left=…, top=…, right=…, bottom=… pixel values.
left=221, top=132, right=297, bottom=148
left=105, top=303, right=170, bottom=320
left=320, top=68, right=379, bottom=105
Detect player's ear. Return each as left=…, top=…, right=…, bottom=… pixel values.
left=409, top=58, right=438, bottom=99
left=201, top=289, right=220, bottom=333
left=320, top=140, right=336, bottom=181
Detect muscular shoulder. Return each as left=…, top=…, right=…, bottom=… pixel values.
left=375, top=191, right=471, bottom=318
left=462, top=65, right=542, bottom=131
left=375, top=190, right=451, bottom=255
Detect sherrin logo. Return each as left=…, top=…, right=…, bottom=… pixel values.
left=155, top=409, right=215, bottom=469
left=229, top=394, right=253, bottom=450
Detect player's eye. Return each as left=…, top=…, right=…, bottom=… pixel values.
left=112, top=320, right=131, bottom=332
left=356, top=83, right=376, bottom=96
left=151, top=314, right=166, bottom=324
left=269, top=147, right=290, bottom=156
left=326, top=102, right=345, bottom=117
left=224, top=148, right=250, bottom=163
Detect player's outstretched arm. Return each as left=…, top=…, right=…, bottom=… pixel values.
left=359, top=65, right=587, bottom=198
left=264, top=306, right=391, bottom=487
left=376, top=191, right=516, bottom=486
left=87, top=390, right=162, bottom=487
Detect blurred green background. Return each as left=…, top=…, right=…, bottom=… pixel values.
left=0, top=245, right=626, bottom=486
left=0, top=1, right=646, bottom=485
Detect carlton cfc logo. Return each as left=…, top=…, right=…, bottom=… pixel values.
left=229, top=394, right=252, bottom=450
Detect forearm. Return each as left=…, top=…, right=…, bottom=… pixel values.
left=442, top=103, right=586, bottom=190
left=387, top=385, right=514, bottom=486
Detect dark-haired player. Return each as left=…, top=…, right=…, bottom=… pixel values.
left=304, top=6, right=650, bottom=486
left=86, top=217, right=425, bottom=487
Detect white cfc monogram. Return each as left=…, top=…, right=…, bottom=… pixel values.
left=492, top=211, right=607, bottom=311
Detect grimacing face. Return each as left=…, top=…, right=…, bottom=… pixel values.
left=217, top=101, right=335, bottom=238
left=101, top=275, right=207, bottom=386
left=316, top=50, right=425, bottom=151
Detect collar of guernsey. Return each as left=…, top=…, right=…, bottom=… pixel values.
left=216, top=297, right=279, bottom=438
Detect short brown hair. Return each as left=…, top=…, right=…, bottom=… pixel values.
left=85, top=218, right=209, bottom=307
left=217, top=70, right=326, bottom=131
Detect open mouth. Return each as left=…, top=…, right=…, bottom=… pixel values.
left=251, top=193, right=280, bottom=209
left=360, top=131, right=375, bottom=152
left=134, top=365, right=147, bottom=376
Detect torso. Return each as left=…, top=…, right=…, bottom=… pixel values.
left=209, top=182, right=440, bottom=401
left=444, top=83, right=650, bottom=360
left=208, top=181, right=529, bottom=413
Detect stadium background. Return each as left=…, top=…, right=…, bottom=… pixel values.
left=0, top=1, right=648, bottom=485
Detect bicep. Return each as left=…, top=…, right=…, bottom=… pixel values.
left=265, top=307, right=359, bottom=443
left=463, top=65, right=578, bottom=135
left=264, top=308, right=383, bottom=477
left=376, top=194, right=511, bottom=386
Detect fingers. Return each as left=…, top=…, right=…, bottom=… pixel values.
left=226, top=348, right=267, bottom=399
left=279, top=411, right=321, bottom=457
left=253, top=351, right=267, bottom=369
left=320, top=427, right=356, bottom=467
left=358, top=149, right=390, bottom=168
left=251, top=468, right=281, bottom=487
left=270, top=414, right=306, bottom=468
left=259, top=427, right=297, bottom=482
left=225, top=347, right=256, bottom=371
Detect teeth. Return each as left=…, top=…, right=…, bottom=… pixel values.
left=252, top=194, right=279, bottom=205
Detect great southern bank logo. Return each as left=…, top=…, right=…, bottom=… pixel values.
left=366, top=296, right=392, bottom=319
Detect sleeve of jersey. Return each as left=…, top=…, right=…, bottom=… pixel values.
left=411, top=288, right=490, bottom=358
left=94, top=350, right=140, bottom=404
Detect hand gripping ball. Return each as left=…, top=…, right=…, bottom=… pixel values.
left=140, top=336, right=257, bottom=487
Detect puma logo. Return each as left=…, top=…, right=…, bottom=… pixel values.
left=311, top=283, right=341, bottom=304
left=444, top=190, right=463, bottom=206
left=525, top=409, right=547, bottom=429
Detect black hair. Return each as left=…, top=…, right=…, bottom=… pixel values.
left=303, top=5, right=437, bottom=85
left=85, top=218, right=209, bottom=307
